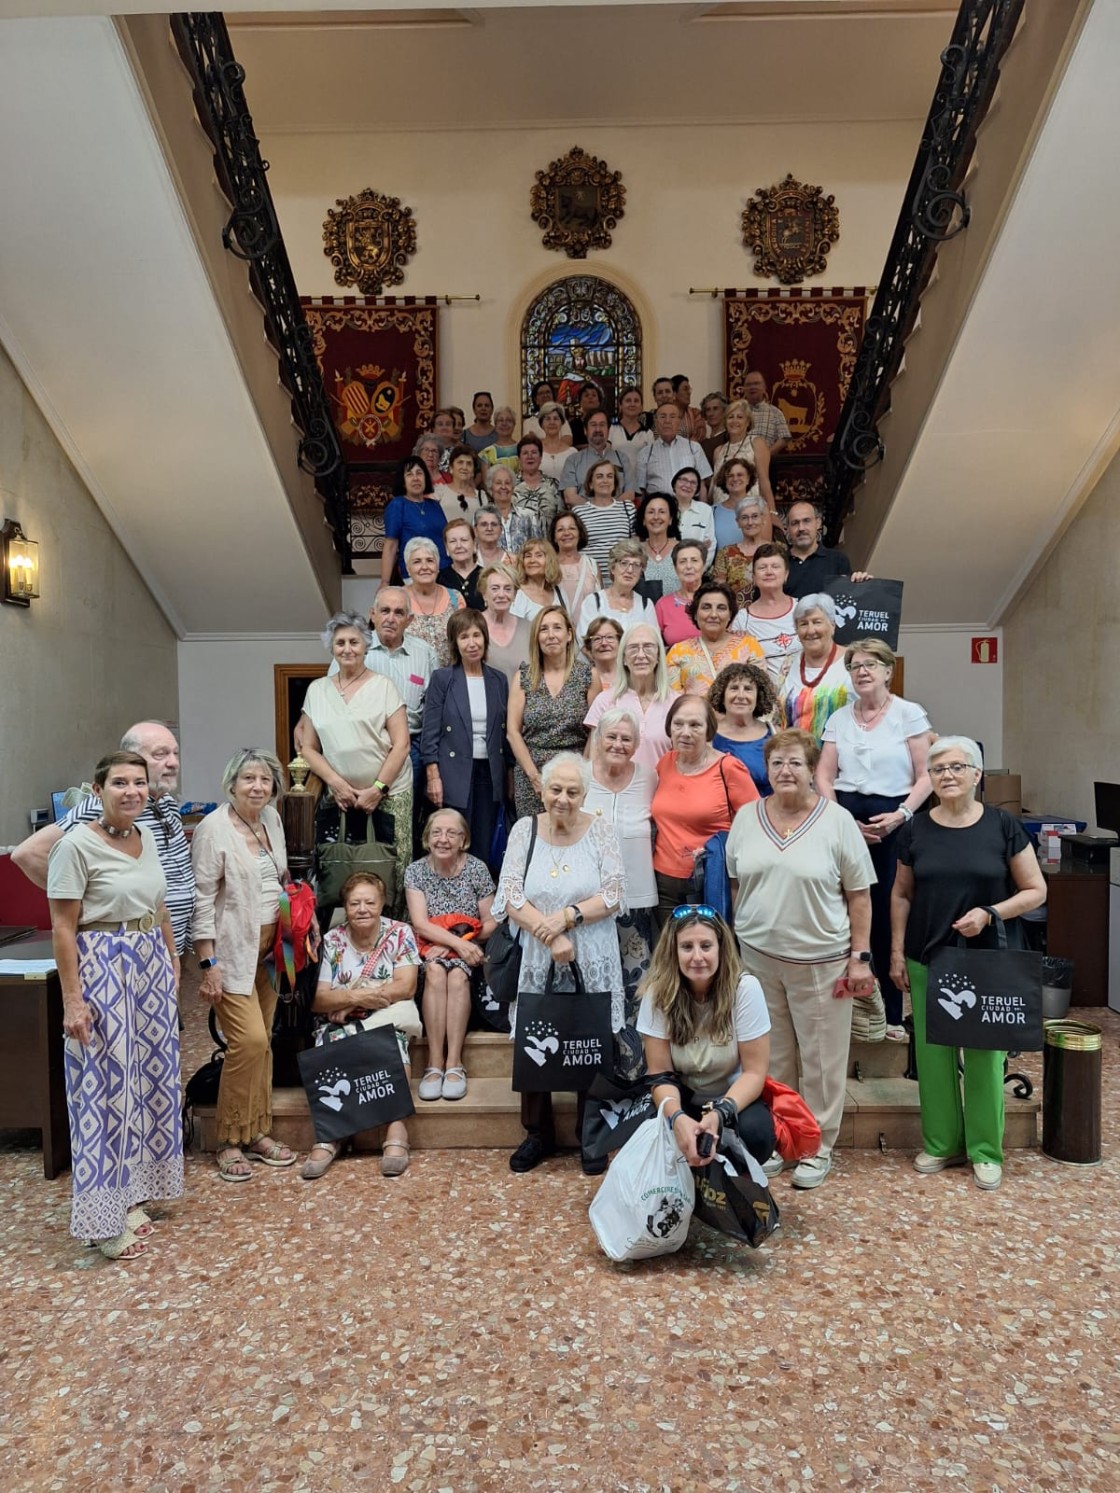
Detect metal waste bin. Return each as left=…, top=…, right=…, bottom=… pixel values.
left=1041, top=957, right=1074, bottom=1021
left=1042, top=1020, right=1102, bottom=1165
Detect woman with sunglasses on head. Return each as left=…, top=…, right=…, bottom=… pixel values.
left=639, top=906, right=775, bottom=1170
left=817, top=639, right=935, bottom=1041
left=889, top=737, right=1045, bottom=1192
left=726, top=728, right=875, bottom=1191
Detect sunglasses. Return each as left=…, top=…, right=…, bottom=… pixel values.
left=671, top=904, right=720, bottom=923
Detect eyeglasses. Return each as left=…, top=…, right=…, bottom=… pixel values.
left=615, top=558, right=643, bottom=570
left=929, top=762, right=976, bottom=778
left=849, top=662, right=884, bottom=674
left=624, top=643, right=657, bottom=656
left=671, top=904, right=720, bottom=923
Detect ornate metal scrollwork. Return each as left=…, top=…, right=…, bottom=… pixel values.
left=740, top=175, right=840, bottom=285
left=529, top=147, right=626, bottom=260
left=172, top=14, right=351, bottom=568
left=322, top=189, right=418, bottom=297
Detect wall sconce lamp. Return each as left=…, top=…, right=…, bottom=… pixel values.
left=2, top=518, right=40, bottom=607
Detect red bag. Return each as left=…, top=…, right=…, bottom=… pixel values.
left=274, top=879, right=318, bottom=986
left=416, top=912, right=482, bottom=961
left=761, top=1076, right=822, bottom=1163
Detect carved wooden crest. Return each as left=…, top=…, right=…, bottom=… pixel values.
left=741, top=175, right=840, bottom=284
left=530, top=146, right=626, bottom=260
left=322, top=188, right=418, bottom=296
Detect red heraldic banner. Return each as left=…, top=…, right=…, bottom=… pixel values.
left=301, top=296, right=439, bottom=556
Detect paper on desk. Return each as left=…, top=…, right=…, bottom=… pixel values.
left=0, top=959, right=58, bottom=975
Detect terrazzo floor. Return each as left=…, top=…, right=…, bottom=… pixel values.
left=1, top=971, right=1118, bottom=1492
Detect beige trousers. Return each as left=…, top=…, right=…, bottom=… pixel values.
left=214, top=924, right=278, bottom=1147
left=740, top=945, right=853, bottom=1153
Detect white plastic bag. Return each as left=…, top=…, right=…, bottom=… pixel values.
left=589, top=1100, right=695, bottom=1261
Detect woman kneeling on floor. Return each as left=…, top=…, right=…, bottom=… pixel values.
left=303, top=871, right=422, bottom=1180
left=638, top=905, right=775, bottom=1170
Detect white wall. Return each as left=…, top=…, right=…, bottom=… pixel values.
left=177, top=635, right=325, bottom=803
left=265, top=118, right=918, bottom=409
left=897, top=625, right=1003, bottom=769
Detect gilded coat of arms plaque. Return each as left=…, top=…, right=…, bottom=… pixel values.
left=530, top=147, right=626, bottom=260
left=741, top=175, right=840, bottom=284
left=323, top=188, right=418, bottom=296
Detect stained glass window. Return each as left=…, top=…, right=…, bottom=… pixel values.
left=521, top=276, right=642, bottom=425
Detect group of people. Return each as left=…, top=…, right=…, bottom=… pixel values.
left=19, top=373, right=1047, bottom=1260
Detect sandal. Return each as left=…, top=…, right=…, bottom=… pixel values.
left=126, top=1206, right=153, bottom=1238
left=99, top=1229, right=147, bottom=1261
left=246, top=1136, right=297, bottom=1168
left=381, top=1140, right=410, bottom=1178
left=300, top=1142, right=339, bottom=1181
left=216, top=1147, right=253, bottom=1182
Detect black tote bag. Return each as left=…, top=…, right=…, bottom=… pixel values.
left=821, top=575, right=904, bottom=649
left=580, top=1073, right=655, bottom=1161
left=693, top=1129, right=781, bottom=1248
left=297, top=1025, right=415, bottom=1143
left=926, top=914, right=1044, bottom=1051
left=512, top=960, right=612, bottom=1093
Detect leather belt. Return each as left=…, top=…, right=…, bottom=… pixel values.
left=79, top=912, right=160, bottom=933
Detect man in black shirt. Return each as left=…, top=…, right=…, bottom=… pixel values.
left=783, top=499, right=872, bottom=599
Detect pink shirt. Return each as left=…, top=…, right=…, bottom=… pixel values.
left=655, top=591, right=700, bottom=647
left=584, top=689, right=673, bottom=772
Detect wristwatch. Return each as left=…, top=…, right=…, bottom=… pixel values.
left=852, top=951, right=872, bottom=963
left=198, top=956, right=218, bottom=971
left=373, top=779, right=388, bottom=793
left=568, top=904, right=585, bottom=926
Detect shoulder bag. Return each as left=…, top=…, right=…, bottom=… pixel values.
left=482, top=815, right=538, bottom=1004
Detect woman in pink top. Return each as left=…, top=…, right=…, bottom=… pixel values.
left=654, top=541, right=706, bottom=647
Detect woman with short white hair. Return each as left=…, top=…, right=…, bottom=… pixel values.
left=712, top=490, right=769, bottom=611
left=403, top=536, right=465, bottom=667
left=780, top=593, right=849, bottom=739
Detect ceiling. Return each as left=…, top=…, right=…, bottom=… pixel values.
left=225, top=3, right=953, bottom=133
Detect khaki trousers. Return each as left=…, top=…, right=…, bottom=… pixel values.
left=740, top=945, right=852, bottom=1153
left=214, top=925, right=278, bottom=1147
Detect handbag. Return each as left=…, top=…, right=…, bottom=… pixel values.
left=512, top=959, right=612, bottom=1093
left=317, top=812, right=398, bottom=908
left=316, top=923, right=421, bottom=1043
left=849, top=979, right=887, bottom=1043
left=926, top=913, right=1044, bottom=1051
left=589, top=1100, right=694, bottom=1261
left=760, top=1076, right=821, bottom=1163
left=482, top=815, right=538, bottom=1003
left=296, top=1024, right=415, bottom=1144
left=580, top=1072, right=654, bottom=1161
left=693, top=1128, right=781, bottom=1248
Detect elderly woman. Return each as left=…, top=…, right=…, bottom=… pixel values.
left=671, top=467, right=715, bottom=562
left=537, top=400, right=573, bottom=482
left=438, top=517, right=483, bottom=607
left=781, top=594, right=850, bottom=738
left=477, top=561, right=532, bottom=684
left=510, top=538, right=565, bottom=622
left=421, top=609, right=510, bottom=876
left=479, top=405, right=521, bottom=474
left=584, top=621, right=673, bottom=770
left=49, top=751, right=182, bottom=1259
left=635, top=491, right=681, bottom=595
left=494, top=752, right=626, bottom=1173
left=666, top=581, right=765, bottom=695
left=726, top=728, right=875, bottom=1189
left=742, top=543, right=801, bottom=683
left=640, top=907, right=775, bottom=1170
left=414, top=433, right=447, bottom=489
left=404, top=808, right=496, bottom=1105
left=302, top=871, right=421, bottom=1181
left=583, top=614, right=624, bottom=702
left=382, top=454, right=448, bottom=586
left=711, top=661, right=779, bottom=796
left=513, top=436, right=562, bottom=531
left=651, top=695, right=758, bottom=929
left=192, top=749, right=299, bottom=1181
left=712, top=491, right=769, bottom=610
left=297, top=612, right=413, bottom=911
left=473, top=506, right=512, bottom=571
left=508, top=606, right=592, bottom=820
left=551, top=509, right=599, bottom=621
left=654, top=541, right=706, bottom=648
left=711, top=457, right=769, bottom=552
left=819, top=639, right=935, bottom=1040
left=523, top=381, right=572, bottom=443
left=487, top=463, right=538, bottom=556
left=587, top=709, right=657, bottom=1083
left=575, top=460, right=637, bottom=582
left=890, top=738, right=1046, bottom=1190
left=439, top=444, right=488, bottom=524
left=710, top=398, right=772, bottom=507
left=403, top=536, right=466, bottom=667
left=577, top=537, right=658, bottom=640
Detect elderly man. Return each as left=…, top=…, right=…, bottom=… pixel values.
left=783, top=500, right=872, bottom=598
left=636, top=403, right=713, bottom=497
left=560, top=409, right=633, bottom=507
left=12, top=721, right=194, bottom=972
left=743, top=371, right=791, bottom=455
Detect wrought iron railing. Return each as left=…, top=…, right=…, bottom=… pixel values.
left=171, top=13, right=351, bottom=568
left=824, top=0, right=1025, bottom=543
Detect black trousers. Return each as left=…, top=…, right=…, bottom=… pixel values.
left=448, top=758, right=503, bottom=880
left=836, top=789, right=905, bottom=1026
left=653, top=872, right=696, bottom=940
left=521, top=1090, right=589, bottom=1154
left=679, top=1083, right=776, bottom=1166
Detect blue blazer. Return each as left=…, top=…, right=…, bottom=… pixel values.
left=420, top=664, right=509, bottom=808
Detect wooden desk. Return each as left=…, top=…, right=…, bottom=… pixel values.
left=1041, top=862, right=1109, bottom=1007
left=0, top=936, right=70, bottom=1177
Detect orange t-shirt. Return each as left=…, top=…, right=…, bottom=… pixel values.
left=652, top=752, right=760, bottom=879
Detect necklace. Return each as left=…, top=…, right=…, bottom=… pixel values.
left=856, top=693, right=891, bottom=730
left=231, top=806, right=270, bottom=854
left=646, top=536, right=671, bottom=561
left=410, top=587, right=444, bottom=617
left=546, top=839, right=572, bottom=878
left=800, top=643, right=839, bottom=689
left=767, top=798, right=817, bottom=840
left=98, top=817, right=133, bottom=839
left=676, top=751, right=714, bottom=777
left=335, top=669, right=369, bottom=699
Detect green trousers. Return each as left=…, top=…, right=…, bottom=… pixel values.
left=908, top=959, right=1005, bottom=1165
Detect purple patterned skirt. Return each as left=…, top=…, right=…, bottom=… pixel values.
left=65, top=929, right=184, bottom=1241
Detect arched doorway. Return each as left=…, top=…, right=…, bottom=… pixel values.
left=520, top=275, right=642, bottom=424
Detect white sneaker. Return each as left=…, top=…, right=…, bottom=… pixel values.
left=973, top=1162, right=1002, bottom=1191
left=913, top=1150, right=967, bottom=1174
left=791, top=1153, right=832, bottom=1190
left=762, top=1152, right=785, bottom=1179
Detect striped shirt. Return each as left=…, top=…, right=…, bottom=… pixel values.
left=60, top=793, right=195, bottom=952
left=573, top=499, right=636, bottom=581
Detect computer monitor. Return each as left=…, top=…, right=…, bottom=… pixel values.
left=50, top=790, right=70, bottom=823
left=1093, top=781, right=1120, bottom=836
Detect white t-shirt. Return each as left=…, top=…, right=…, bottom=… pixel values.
left=676, top=500, right=716, bottom=558
left=638, top=972, right=770, bottom=1099
left=466, top=674, right=488, bottom=758
left=823, top=697, right=932, bottom=796
left=742, top=604, right=802, bottom=683
left=577, top=589, right=658, bottom=642
left=47, top=822, right=167, bottom=924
